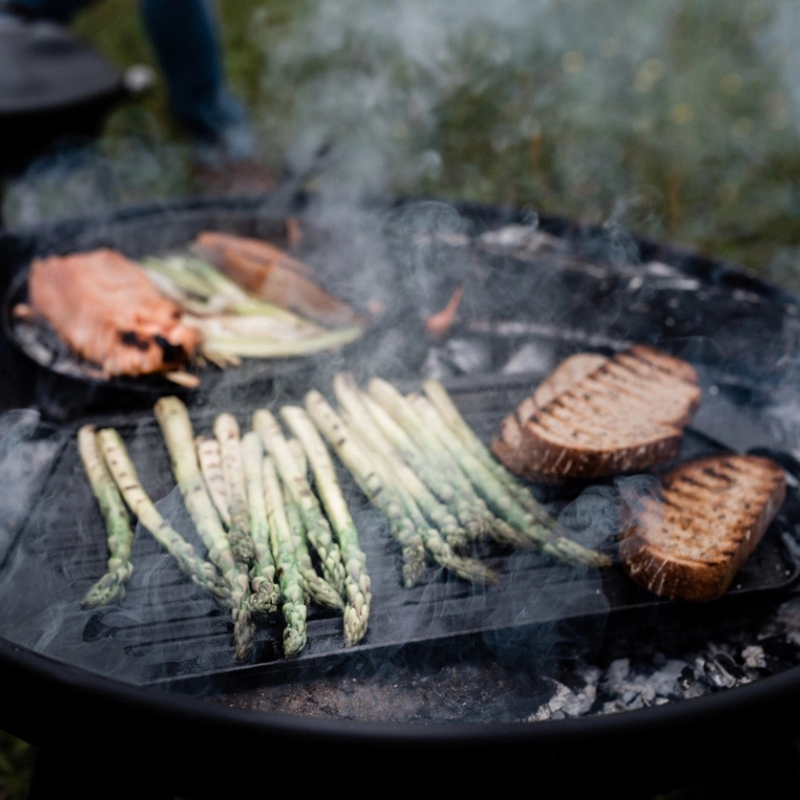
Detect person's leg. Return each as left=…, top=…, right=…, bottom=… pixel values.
left=138, top=0, right=255, bottom=165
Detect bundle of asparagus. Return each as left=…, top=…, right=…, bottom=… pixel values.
left=305, top=374, right=611, bottom=578
left=77, top=374, right=609, bottom=662
left=79, top=395, right=371, bottom=660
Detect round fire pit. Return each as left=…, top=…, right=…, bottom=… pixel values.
left=1, top=194, right=800, bottom=798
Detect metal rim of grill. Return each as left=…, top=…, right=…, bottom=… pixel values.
left=2, top=194, right=800, bottom=797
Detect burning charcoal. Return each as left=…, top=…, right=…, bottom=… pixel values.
left=649, top=659, right=692, bottom=702
left=421, top=348, right=457, bottom=381
left=422, top=339, right=493, bottom=378
left=598, top=656, right=701, bottom=711
left=713, top=651, right=748, bottom=683
left=477, top=225, right=570, bottom=258
left=527, top=677, right=597, bottom=721
left=621, top=691, right=648, bottom=710
left=678, top=665, right=707, bottom=700
left=742, top=645, right=767, bottom=671
left=603, top=657, right=631, bottom=687
left=500, top=342, right=554, bottom=375
left=700, top=655, right=740, bottom=690
left=758, top=633, right=800, bottom=666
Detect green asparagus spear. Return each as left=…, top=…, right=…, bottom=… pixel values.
left=78, top=424, right=135, bottom=608
left=144, top=254, right=314, bottom=325
left=262, top=456, right=307, bottom=657
left=281, top=404, right=371, bottom=645
left=253, top=408, right=347, bottom=597
left=280, top=478, right=345, bottom=611
left=410, top=393, right=611, bottom=568
left=421, top=379, right=553, bottom=523
left=200, top=326, right=363, bottom=359
left=304, top=390, right=427, bottom=587
left=343, top=415, right=496, bottom=586
left=334, top=373, right=470, bottom=552
left=154, top=396, right=255, bottom=660
left=240, top=431, right=279, bottom=615
left=196, top=435, right=231, bottom=527
left=214, top=413, right=256, bottom=564
left=364, top=379, right=533, bottom=548
left=358, top=390, right=490, bottom=539
left=369, top=379, right=610, bottom=567
left=96, top=427, right=229, bottom=602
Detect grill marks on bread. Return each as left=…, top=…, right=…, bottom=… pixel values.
left=491, top=346, right=701, bottom=482
left=619, top=454, right=786, bottom=601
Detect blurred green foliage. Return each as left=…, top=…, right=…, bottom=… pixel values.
left=0, top=732, right=34, bottom=800
left=1, top=1, right=788, bottom=292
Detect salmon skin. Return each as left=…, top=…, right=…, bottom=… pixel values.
left=28, top=248, right=202, bottom=378
left=192, top=231, right=364, bottom=329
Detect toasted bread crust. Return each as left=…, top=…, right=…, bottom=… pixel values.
left=619, top=454, right=786, bottom=601
left=491, top=346, right=700, bottom=482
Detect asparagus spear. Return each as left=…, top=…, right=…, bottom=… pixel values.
left=144, top=254, right=314, bottom=325
left=196, top=435, right=231, bottom=527
left=253, top=408, right=347, bottom=597
left=333, top=373, right=470, bottom=552
left=240, top=430, right=279, bottom=615
left=410, top=393, right=612, bottom=568
left=154, top=396, right=255, bottom=660
left=422, top=378, right=553, bottom=522
left=202, top=326, right=363, bottom=359
left=96, top=427, right=228, bottom=602
left=287, top=437, right=307, bottom=476
left=280, top=479, right=345, bottom=611
left=262, top=456, right=307, bottom=657
left=304, top=390, right=427, bottom=587
left=357, top=389, right=490, bottom=539
left=364, top=379, right=533, bottom=548
left=281, top=405, right=371, bottom=645
left=369, top=379, right=610, bottom=567
left=343, top=415, right=497, bottom=585
left=78, top=424, right=135, bottom=608
left=213, top=413, right=256, bottom=564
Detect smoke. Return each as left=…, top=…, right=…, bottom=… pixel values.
left=3, top=0, right=798, bottom=275
left=248, top=0, right=800, bottom=245
left=0, top=410, right=61, bottom=563
left=3, top=136, right=193, bottom=228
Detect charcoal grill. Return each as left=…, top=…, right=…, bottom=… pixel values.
left=2, top=194, right=800, bottom=799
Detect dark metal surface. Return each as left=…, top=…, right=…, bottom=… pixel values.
left=3, top=373, right=796, bottom=695
left=0, top=17, right=127, bottom=182
left=0, top=16, right=121, bottom=113
left=1, top=195, right=800, bottom=797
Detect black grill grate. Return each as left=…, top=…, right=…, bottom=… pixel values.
left=2, top=372, right=797, bottom=693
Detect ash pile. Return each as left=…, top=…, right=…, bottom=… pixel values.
left=530, top=596, right=800, bottom=721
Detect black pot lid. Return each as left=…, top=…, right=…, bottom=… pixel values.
left=0, top=14, right=123, bottom=114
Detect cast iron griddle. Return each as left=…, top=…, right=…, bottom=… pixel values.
left=1, top=371, right=797, bottom=693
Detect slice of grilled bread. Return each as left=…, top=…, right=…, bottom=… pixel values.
left=491, top=346, right=701, bottom=482
left=619, top=454, right=786, bottom=601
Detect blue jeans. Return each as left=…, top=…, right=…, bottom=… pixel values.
left=11, top=0, right=254, bottom=159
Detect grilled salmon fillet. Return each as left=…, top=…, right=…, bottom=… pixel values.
left=29, top=248, right=202, bottom=378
